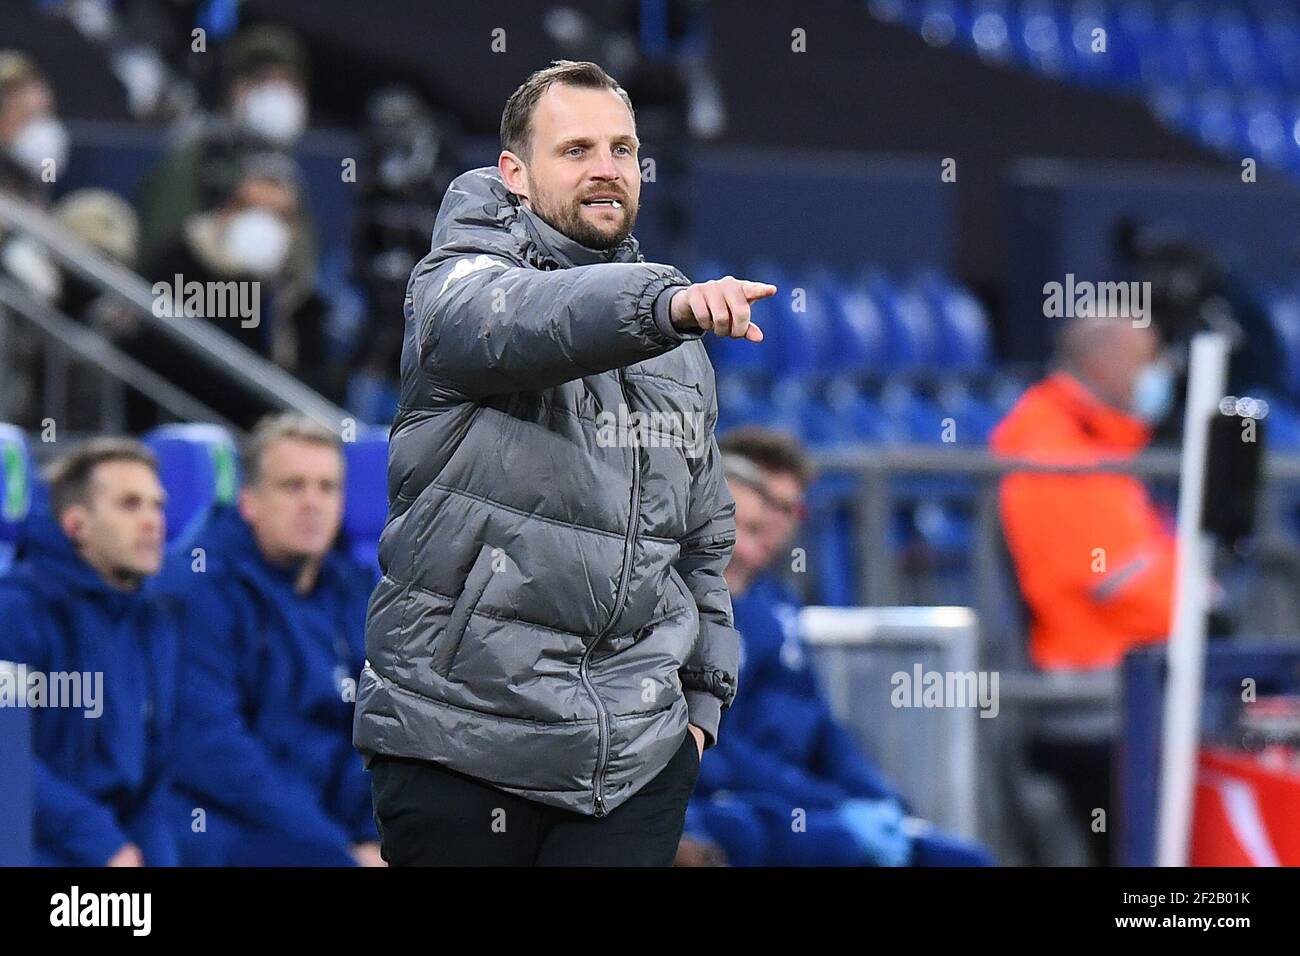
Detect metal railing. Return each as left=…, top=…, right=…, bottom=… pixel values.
left=804, top=443, right=1300, bottom=661
left=0, top=192, right=352, bottom=435
left=0, top=278, right=235, bottom=432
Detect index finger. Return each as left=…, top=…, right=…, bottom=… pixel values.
left=740, top=281, right=778, bottom=301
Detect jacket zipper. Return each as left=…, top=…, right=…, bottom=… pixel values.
left=581, top=368, right=643, bottom=816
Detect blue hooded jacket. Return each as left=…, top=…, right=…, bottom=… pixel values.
left=159, top=507, right=375, bottom=863
left=695, top=574, right=904, bottom=809
left=0, top=511, right=180, bottom=867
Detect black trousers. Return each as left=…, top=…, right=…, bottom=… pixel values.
left=370, top=733, right=701, bottom=866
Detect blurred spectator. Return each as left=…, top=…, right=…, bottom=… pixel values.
left=45, top=0, right=202, bottom=121
left=990, top=314, right=1178, bottom=670
left=128, top=152, right=331, bottom=430
left=52, top=188, right=142, bottom=427
left=0, top=438, right=178, bottom=866
left=0, top=50, right=65, bottom=307
left=147, top=151, right=313, bottom=345
left=542, top=1, right=725, bottom=259
left=0, top=50, right=68, bottom=427
left=347, top=85, right=460, bottom=417
left=158, top=414, right=381, bottom=866
left=0, top=50, right=66, bottom=206
left=53, top=187, right=139, bottom=324
left=55, top=187, right=138, bottom=267
left=719, top=425, right=811, bottom=571
left=680, top=429, right=995, bottom=867
left=136, top=23, right=315, bottom=269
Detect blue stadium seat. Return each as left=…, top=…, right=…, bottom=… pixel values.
left=1260, top=11, right=1300, bottom=87
left=768, top=300, right=827, bottom=380
left=882, top=0, right=1300, bottom=179
left=969, top=3, right=1015, bottom=64
left=1241, top=92, right=1288, bottom=163
left=826, top=378, right=907, bottom=444
left=990, top=374, right=1029, bottom=417
left=801, top=394, right=847, bottom=449
left=1067, top=3, right=1129, bottom=87
left=915, top=0, right=968, bottom=50
left=342, top=430, right=389, bottom=576
left=764, top=378, right=818, bottom=443
left=1014, top=2, right=1069, bottom=78
left=144, top=424, right=240, bottom=545
left=1261, top=398, right=1300, bottom=453
left=824, top=275, right=889, bottom=375
left=917, top=271, right=992, bottom=372
left=1210, top=9, right=1263, bottom=89
left=757, top=268, right=833, bottom=380
left=1194, top=87, right=1240, bottom=151
left=875, top=274, right=941, bottom=371
left=705, top=333, right=769, bottom=377
left=913, top=500, right=974, bottom=554
left=715, top=375, right=777, bottom=436
left=1167, top=6, right=1217, bottom=87
left=0, top=424, right=34, bottom=574
left=936, top=380, right=1001, bottom=445
left=880, top=380, right=946, bottom=444
left=1263, top=289, right=1300, bottom=403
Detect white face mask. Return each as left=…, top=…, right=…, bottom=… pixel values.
left=1, top=234, right=62, bottom=302
left=235, top=82, right=307, bottom=146
left=222, top=208, right=292, bottom=277
left=7, top=115, right=70, bottom=179
left=1130, top=360, right=1176, bottom=424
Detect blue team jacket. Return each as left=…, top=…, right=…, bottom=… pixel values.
left=696, top=574, right=904, bottom=809
left=159, top=507, right=376, bottom=863
left=0, top=511, right=179, bottom=866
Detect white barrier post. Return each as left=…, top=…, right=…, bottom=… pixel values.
left=1156, top=331, right=1230, bottom=867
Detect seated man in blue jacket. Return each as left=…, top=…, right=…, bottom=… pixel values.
left=681, top=428, right=994, bottom=866
left=0, top=438, right=178, bottom=866
left=162, top=414, right=381, bottom=866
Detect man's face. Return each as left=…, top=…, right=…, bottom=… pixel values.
left=758, top=469, right=807, bottom=568
left=501, top=84, right=640, bottom=250
left=0, top=78, right=53, bottom=145
left=728, top=479, right=773, bottom=581
left=230, top=64, right=306, bottom=109
left=239, top=438, right=343, bottom=564
left=1082, top=322, right=1160, bottom=412
left=228, top=174, right=299, bottom=221
left=61, top=461, right=166, bottom=586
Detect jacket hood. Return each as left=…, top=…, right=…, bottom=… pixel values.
left=435, top=166, right=642, bottom=271
left=189, top=504, right=281, bottom=576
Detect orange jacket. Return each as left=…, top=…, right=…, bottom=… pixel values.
left=989, top=372, right=1176, bottom=670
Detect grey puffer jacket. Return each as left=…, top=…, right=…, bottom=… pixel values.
left=352, top=167, right=740, bottom=816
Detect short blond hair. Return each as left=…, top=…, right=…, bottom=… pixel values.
left=0, top=50, right=43, bottom=101
left=242, top=413, right=341, bottom=487
left=501, top=60, right=634, bottom=159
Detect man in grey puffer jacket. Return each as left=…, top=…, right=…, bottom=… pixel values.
left=353, top=60, right=776, bottom=865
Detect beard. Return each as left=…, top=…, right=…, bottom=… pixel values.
left=529, top=184, right=638, bottom=250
